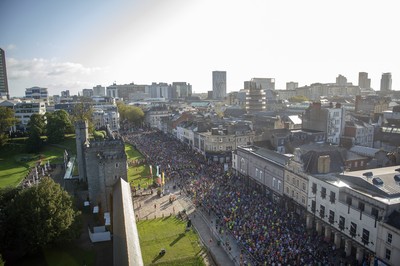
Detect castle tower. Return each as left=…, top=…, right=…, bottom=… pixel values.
left=85, top=138, right=127, bottom=212
left=75, top=120, right=89, bottom=182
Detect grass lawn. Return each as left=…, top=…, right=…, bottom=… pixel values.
left=137, top=217, right=205, bottom=266
left=0, top=145, right=35, bottom=187
left=0, top=135, right=77, bottom=188
left=40, top=135, right=77, bottom=164
left=125, top=144, right=157, bottom=189
left=125, top=144, right=143, bottom=160
left=15, top=243, right=95, bottom=266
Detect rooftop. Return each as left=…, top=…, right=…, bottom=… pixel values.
left=350, top=145, right=380, bottom=157
left=339, top=165, right=400, bottom=200
left=240, top=145, right=292, bottom=166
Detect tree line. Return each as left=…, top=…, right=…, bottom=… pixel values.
left=0, top=103, right=88, bottom=152
left=0, top=101, right=145, bottom=152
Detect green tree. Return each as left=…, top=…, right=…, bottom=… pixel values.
left=117, top=102, right=144, bottom=126
left=93, top=130, right=106, bottom=140
left=0, top=107, right=18, bottom=148
left=46, top=110, right=73, bottom=143
left=125, top=106, right=144, bottom=125
left=70, top=102, right=94, bottom=133
left=0, top=178, right=80, bottom=257
left=0, top=187, right=22, bottom=259
left=26, top=113, right=45, bottom=152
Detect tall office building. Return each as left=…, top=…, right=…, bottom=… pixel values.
left=25, top=86, right=48, bottom=100
left=244, top=81, right=266, bottom=113
left=286, top=81, right=298, bottom=90
left=82, top=89, right=94, bottom=98
left=380, top=73, right=392, bottom=92
left=0, top=48, right=9, bottom=99
left=147, top=82, right=171, bottom=99
left=172, top=82, right=192, bottom=99
left=251, top=78, right=275, bottom=90
left=358, top=72, right=371, bottom=89
left=93, top=85, right=106, bottom=96
left=336, top=74, right=347, bottom=86
left=212, top=71, right=227, bottom=100
left=61, top=90, right=70, bottom=97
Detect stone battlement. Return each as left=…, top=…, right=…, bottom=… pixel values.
left=88, top=139, right=125, bottom=148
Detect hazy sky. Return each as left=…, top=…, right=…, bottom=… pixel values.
left=1, top=0, right=399, bottom=97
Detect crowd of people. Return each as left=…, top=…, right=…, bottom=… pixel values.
left=123, top=130, right=356, bottom=266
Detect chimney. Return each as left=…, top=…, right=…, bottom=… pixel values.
left=313, top=102, right=322, bottom=109
left=318, top=155, right=331, bottom=174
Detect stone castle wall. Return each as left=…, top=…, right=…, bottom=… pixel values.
left=75, top=120, right=89, bottom=181
left=85, top=139, right=127, bottom=212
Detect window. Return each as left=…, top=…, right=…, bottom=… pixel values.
left=286, top=187, right=289, bottom=194
left=292, top=190, right=295, bottom=197
left=273, top=178, right=276, bottom=188
left=302, top=196, right=305, bottom=204
left=302, top=183, right=306, bottom=191
left=346, top=196, right=352, bottom=206
left=321, top=187, right=326, bottom=199
left=371, top=207, right=379, bottom=217
left=387, top=233, right=392, bottom=244
left=350, top=222, right=357, bottom=237
left=358, top=202, right=365, bottom=212
left=329, top=210, right=335, bottom=224
left=339, top=216, right=345, bottom=230
left=330, top=191, right=336, bottom=203
left=385, top=249, right=391, bottom=260
left=362, top=229, right=370, bottom=245
left=312, top=183, right=317, bottom=194
left=320, top=205, right=325, bottom=218
left=296, top=179, right=299, bottom=187
left=278, top=180, right=281, bottom=190
left=115, top=163, right=119, bottom=168
left=311, top=200, right=316, bottom=213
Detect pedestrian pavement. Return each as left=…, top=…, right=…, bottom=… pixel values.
left=132, top=181, right=239, bottom=266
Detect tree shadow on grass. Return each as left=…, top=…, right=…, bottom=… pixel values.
left=169, top=233, right=185, bottom=247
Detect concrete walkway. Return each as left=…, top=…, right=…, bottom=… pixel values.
left=133, top=181, right=239, bottom=266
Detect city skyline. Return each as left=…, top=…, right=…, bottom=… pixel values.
left=1, top=0, right=399, bottom=97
